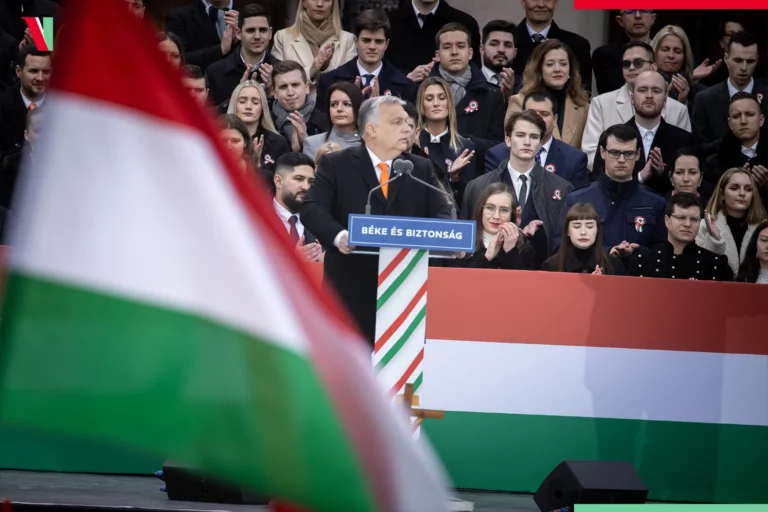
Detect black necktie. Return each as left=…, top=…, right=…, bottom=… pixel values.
left=288, top=215, right=300, bottom=245
left=418, top=13, right=433, bottom=25
left=362, top=74, right=375, bottom=87
left=532, top=33, right=546, bottom=43
left=519, top=175, right=528, bottom=209
left=207, top=5, right=219, bottom=21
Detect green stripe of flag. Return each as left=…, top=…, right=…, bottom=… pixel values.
left=377, top=250, right=426, bottom=311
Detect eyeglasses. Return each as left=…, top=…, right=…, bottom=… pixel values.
left=483, top=204, right=512, bottom=216
left=621, top=58, right=654, bottom=70
left=669, top=214, right=701, bottom=224
left=603, top=149, right=638, bottom=160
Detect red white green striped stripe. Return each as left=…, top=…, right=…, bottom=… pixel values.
left=0, top=2, right=453, bottom=511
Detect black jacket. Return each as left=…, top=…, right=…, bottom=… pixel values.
left=385, top=0, right=481, bottom=75
left=541, top=249, right=625, bottom=275
left=429, top=64, right=505, bottom=173
left=256, top=128, right=291, bottom=186
left=315, top=57, right=419, bottom=114
left=0, top=86, right=27, bottom=159
left=591, top=117, right=694, bottom=197
left=418, top=130, right=476, bottom=212
left=704, top=129, right=768, bottom=185
left=270, top=105, right=329, bottom=149
left=299, top=144, right=452, bottom=345
left=627, top=241, right=734, bottom=281
left=692, top=79, right=768, bottom=156
left=448, top=243, right=536, bottom=270
left=0, top=30, right=17, bottom=92
left=205, top=47, right=280, bottom=108
left=513, top=20, right=593, bottom=94
left=592, top=34, right=630, bottom=96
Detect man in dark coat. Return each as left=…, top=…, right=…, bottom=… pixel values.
left=270, top=61, right=329, bottom=153
left=316, top=9, right=418, bottom=115
left=385, top=0, right=480, bottom=78
left=554, top=124, right=667, bottom=254
left=463, top=110, right=573, bottom=254
left=300, top=96, right=452, bottom=346
left=165, top=0, right=252, bottom=70
left=628, top=193, right=733, bottom=281
left=512, top=1, right=592, bottom=93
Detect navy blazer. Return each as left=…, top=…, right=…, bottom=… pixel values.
left=315, top=57, right=419, bottom=114
left=485, top=138, right=590, bottom=189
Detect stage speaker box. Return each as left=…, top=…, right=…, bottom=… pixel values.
left=533, top=460, right=648, bottom=512
left=162, top=461, right=270, bottom=505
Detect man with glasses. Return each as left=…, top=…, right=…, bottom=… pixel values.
left=627, top=193, right=733, bottom=281
left=592, top=9, right=656, bottom=95
left=582, top=41, right=691, bottom=172
left=553, top=124, right=667, bottom=256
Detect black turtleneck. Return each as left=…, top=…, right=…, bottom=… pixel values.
left=545, top=84, right=567, bottom=134
left=727, top=214, right=749, bottom=253
left=572, top=246, right=595, bottom=271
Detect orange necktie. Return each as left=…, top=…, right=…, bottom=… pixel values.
left=378, top=162, right=390, bottom=199
left=28, top=103, right=37, bottom=111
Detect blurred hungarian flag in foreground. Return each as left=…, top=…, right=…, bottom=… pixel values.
left=0, top=1, right=452, bottom=510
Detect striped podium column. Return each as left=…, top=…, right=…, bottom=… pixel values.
left=372, top=247, right=429, bottom=433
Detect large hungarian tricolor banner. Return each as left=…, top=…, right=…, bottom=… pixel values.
left=0, top=1, right=452, bottom=511
left=421, top=268, right=768, bottom=504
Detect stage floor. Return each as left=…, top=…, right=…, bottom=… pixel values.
left=0, top=471, right=539, bottom=512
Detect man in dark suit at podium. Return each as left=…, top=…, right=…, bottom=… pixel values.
left=300, top=95, right=452, bottom=346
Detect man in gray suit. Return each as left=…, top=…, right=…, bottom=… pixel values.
left=462, top=110, right=573, bottom=252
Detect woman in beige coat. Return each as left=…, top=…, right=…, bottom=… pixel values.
left=272, top=0, right=356, bottom=98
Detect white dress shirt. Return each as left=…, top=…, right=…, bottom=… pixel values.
left=537, top=137, right=553, bottom=166
left=273, top=198, right=305, bottom=239
left=728, top=78, right=754, bottom=98
left=482, top=65, right=500, bottom=85
left=427, top=128, right=449, bottom=143
left=526, top=23, right=552, bottom=41
left=357, top=61, right=383, bottom=85
left=413, top=0, right=440, bottom=28
left=333, top=147, right=395, bottom=247
left=507, top=162, right=534, bottom=204
left=20, top=89, right=44, bottom=109
left=636, top=121, right=660, bottom=160
left=741, top=142, right=758, bottom=159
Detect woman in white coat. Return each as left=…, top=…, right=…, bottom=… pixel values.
left=696, top=167, right=768, bottom=276
left=272, top=0, right=356, bottom=98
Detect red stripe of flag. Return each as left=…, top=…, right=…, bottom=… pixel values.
left=374, top=282, right=427, bottom=354
left=22, top=18, right=48, bottom=51
left=575, top=0, right=766, bottom=8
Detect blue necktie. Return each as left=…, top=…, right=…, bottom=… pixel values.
left=536, top=147, right=545, bottom=166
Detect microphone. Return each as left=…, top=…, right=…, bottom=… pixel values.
left=402, top=161, right=458, bottom=220
left=364, top=159, right=407, bottom=215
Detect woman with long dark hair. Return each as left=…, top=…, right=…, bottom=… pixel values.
left=735, top=220, right=768, bottom=283
left=303, top=81, right=363, bottom=158
left=542, top=203, right=624, bottom=274
left=218, top=114, right=255, bottom=174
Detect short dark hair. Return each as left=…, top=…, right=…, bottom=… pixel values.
left=184, top=64, right=204, bottom=80
left=239, top=4, right=270, bottom=29
left=622, top=40, right=654, bottom=61
left=665, top=192, right=701, bottom=216
left=728, top=30, right=758, bottom=52
left=522, top=89, right=558, bottom=114
left=599, top=124, right=640, bottom=150
left=504, top=110, right=546, bottom=138
left=355, top=9, right=390, bottom=39
left=272, top=60, right=308, bottom=83
left=435, top=22, right=471, bottom=48
left=482, top=20, right=515, bottom=46
left=325, top=82, right=365, bottom=141
left=402, top=101, right=419, bottom=123
left=674, top=146, right=701, bottom=164
left=275, top=152, right=315, bottom=176
left=15, top=45, right=51, bottom=69
left=729, top=91, right=760, bottom=110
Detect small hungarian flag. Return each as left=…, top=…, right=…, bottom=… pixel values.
left=0, top=1, right=452, bottom=511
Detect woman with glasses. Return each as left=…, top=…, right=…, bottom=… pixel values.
left=696, top=167, right=768, bottom=276
left=504, top=39, right=589, bottom=149
left=542, top=203, right=624, bottom=274
left=449, top=183, right=536, bottom=270
left=735, top=220, right=768, bottom=283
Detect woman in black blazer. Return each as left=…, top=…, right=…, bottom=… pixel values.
left=451, top=183, right=536, bottom=270
left=542, top=202, right=624, bottom=274
left=416, top=77, right=476, bottom=209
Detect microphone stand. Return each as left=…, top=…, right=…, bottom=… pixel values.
left=404, top=169, right=458, bottom=220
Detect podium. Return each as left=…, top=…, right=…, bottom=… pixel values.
left=348, top=213, right=476, bottom=434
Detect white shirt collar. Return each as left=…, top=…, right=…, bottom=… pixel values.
left=741, top=142, right=758, bottom=158
left=636, top=121, right=661, bottom=140
left=507, top=161, right=534, bottom=181
left=413, top=0, right=439, bottom=25
left=728, top=77, right=754, bottom=97
left=539, top=137, right=553, bottom=156
left=427, top=128, right=449, bottom=143
left=240, top=46, right=266, bottom=68
left=356, top=60, right=383, bottom=78
left=526, top=22, right=551, bottom=40
left=273, top=198, right=304, bottom=235
left=481, top=65, right=500, bottom=84
left=20, top=89, right=44, bottom=108
left=366, top=146, right=394, bottom=176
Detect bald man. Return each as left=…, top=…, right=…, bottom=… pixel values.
left=592, top=70, right=693, bottom=197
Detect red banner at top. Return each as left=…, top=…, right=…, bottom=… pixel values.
left=575, top=0, right=766, bottom=8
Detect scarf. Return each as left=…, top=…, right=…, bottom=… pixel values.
left=482, top=231, right=496, bottom=249
left=272, top=94, right=316, bottom=143
left=438, top=65, right=472, bottom=105
left=300, top=8, right=336, bottom=57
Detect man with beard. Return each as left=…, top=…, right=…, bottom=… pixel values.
left=272, top=152, right=324, bottom=263
left=592, top=9, right=656, bottom=95
left=628, top=193, right=733, bottom=281
left=0, top=46, right=51, bottom=160
left=205, top=4, right=279, bottom=108
left=479, top=20, right=520, bottom=98
left=592, top=71, right=693, bottom=197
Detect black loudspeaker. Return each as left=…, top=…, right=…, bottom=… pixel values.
left=162, top=461, right=270, bottom=505
left=533, top=460, right=648, bottom=512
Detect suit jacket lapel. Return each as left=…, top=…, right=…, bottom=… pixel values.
left=191, top=1, right=219, bottom=42
left=354, top=145, right=387, bottom=206
left=560, top=96, right=581, bottom=145
left=387, top=157, right=407, bottom=206
left=616, top=85, right=634, bottom=123
left=544, top=140, right=561, bottom=168
left=291, top=33, right=316, bottom=69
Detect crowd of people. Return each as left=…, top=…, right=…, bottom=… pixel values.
left=1, top=0, right=768, bottom=343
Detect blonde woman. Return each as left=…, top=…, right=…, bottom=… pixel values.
left=227, top=81, right=290, bottom=177
left=504, top=39, right=589, bottom=149
left=696, top=167, right=768, bottom=276
left=313, top=142, right=342, bottom=165
left=651, top=25, right=708, bottom=106
left=272, top=0, right=356, bottom=96
left=416, top=77, right=476, bottom=206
